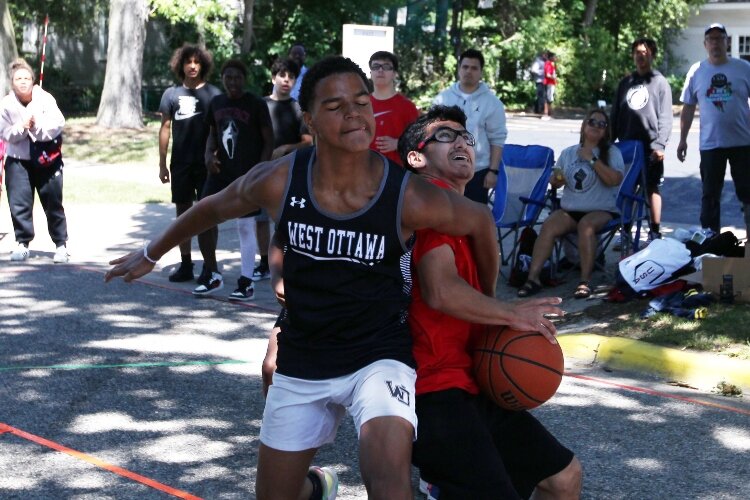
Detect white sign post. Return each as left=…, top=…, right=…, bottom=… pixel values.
left=342, top=24, right=394, bottom=75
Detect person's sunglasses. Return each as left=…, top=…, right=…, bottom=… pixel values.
left=586, top=118, right=608, bottom=130
left=370, top=63, right=394, bottom=72
left=418, top=127, right=476, bottom=149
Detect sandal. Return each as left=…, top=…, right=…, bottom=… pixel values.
left=518, top=280, right=542, bottom=298
left=574, top=281, right=592, bottom=299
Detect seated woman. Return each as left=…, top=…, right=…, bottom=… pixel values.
left=518, top=109, right=624, bottom=299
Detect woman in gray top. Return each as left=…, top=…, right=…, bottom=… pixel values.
left=518, top=109, right=624, bottom=299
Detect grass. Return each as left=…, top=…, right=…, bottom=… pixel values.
left=62, top=115, right=170, bottom=204
left=64, top=115, right=161, bottom=166
left=576, top=299, right=750, bottom=359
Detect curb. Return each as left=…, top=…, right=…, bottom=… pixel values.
left=558, top=333, right=750, bottom=393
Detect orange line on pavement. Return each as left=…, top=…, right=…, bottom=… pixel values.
left=0, top=422, right=203, bottom=499
left=566, top=373, right=750, bottom=416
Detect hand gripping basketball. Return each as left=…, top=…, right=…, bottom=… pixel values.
left=472, top=325, right=564, bottom=411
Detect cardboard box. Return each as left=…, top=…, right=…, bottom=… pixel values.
left=701, top=256, right=750, bottom=303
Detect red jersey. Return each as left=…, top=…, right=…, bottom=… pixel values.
left=369, top=93, right=419, bottom=165
left=544, top=60, right=557, bottom=86
left=409, top=179, right=481, bottom=396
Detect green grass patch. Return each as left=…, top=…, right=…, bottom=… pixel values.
left=64, top=175, right=170, bottom=204
left=64, top=116, right=161, bottom=165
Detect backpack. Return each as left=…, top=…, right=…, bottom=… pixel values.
left=686, top=231, right=745, bottom=258
left=618, top=238, right=693, bottom=292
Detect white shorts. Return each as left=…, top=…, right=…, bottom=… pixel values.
left=260, top=359, right=417, bottom=452
left=546, top=84, right=556, bottom=103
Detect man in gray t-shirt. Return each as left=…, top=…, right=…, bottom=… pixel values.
left=677, top=23, right=750, bottom=234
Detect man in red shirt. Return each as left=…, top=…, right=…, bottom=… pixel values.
left=368, top=51, right=419, bottom=165
left=542, top=52, right=558, bottom=120
left=399, top=105, right=582, bottom=499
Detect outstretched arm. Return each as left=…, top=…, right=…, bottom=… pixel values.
left=677, top=104, right=696, bottom=163
left=403, top=176, right=499, bottom=296
left=416, top=244, right=562, bottom=342
left=106, top=159, right=287, bottom=283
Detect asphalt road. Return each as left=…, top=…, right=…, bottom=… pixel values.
left=1, top=261, right=748, bottom=499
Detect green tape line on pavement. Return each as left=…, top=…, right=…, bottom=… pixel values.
left=0, top=359, right=249, bottom=372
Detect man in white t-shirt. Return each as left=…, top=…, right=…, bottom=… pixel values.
left=677, top=23, right=750, bottom=234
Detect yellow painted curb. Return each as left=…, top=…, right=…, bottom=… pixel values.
left=558, top=333, right=750, bottom=392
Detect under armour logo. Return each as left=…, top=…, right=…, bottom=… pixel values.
left=289, top=197, right=306, bottom=208
left=386, top=381, right=411, bottom=406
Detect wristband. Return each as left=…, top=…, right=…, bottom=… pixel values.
left=143, top=243, right=159, bottom=264
left=488, top=169, right=499, bottom=174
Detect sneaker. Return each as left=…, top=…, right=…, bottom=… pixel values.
left=419, top=478, right=440, bottom=500
left=251, top=263, right=271, bottom=281
left=192, top=272, right=223, bottom=296
left=308, top=466, right=338, bottom=500
left=10, top=243, right=29, bottom=261
left=169, top=262, right=195, bottom=282
left=53, top=245, right=69, bottom=264
left=196, top=267, right=211, bottom=286
left=228, top=276, right=255, bottom=301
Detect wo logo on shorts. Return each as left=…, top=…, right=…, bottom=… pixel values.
left=386, top=381, right=411, bottom=406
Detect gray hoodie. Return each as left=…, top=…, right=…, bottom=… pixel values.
left=611, top=69, right=672, bottom=153
left=432, top=82, right=507, bottom=171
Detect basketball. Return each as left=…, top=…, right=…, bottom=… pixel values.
left=472, top=325, right=564, bottom=411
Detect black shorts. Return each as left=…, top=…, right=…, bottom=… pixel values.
left=413, top=389, right=574, bottom=499
left=169, top=161, right=207, bottom=204
left=565, top=210, right=617, bottom=223
left=644, top=154, right=664, bottom=194
left=201, top=173, right=260, bottom=218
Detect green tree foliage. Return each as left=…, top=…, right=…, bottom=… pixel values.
left=397, top=0, right=704, bottom=109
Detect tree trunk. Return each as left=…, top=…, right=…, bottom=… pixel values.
left=582, top=0, right=597, bottom=27
left=0, top=0, right=19, bottom=96
left=96, top=0, right=147, bottom=128
left=241, top=0, right=255, bottom=54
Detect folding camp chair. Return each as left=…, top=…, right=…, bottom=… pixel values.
left=553, top=140, right=648, bottom=275
left=491, top=144, right=555, bottom=268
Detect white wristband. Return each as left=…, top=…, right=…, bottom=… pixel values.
left=143, top=243, right=159, bottom=264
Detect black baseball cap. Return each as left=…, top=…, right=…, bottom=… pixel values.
left=705, top=23, right=727, bottom=35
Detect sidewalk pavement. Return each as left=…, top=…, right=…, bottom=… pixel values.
left=1, top=161, right=749, bottom=395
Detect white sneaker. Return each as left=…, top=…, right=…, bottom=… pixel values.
left=192, top=272, right=224, bottom=296
left=309, top=466, right=338, bottom=500
left=10, top=243, right=29, bottom=261
left=53, top=245, right=69, bottom=264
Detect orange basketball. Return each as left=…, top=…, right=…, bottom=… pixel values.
left=472, top=325, right=564, bottom=411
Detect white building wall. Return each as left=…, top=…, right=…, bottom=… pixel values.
left=672, top=2, right=750, bottom=75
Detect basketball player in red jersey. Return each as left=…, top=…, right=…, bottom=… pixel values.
left=400, top=105, right=582, bottom=500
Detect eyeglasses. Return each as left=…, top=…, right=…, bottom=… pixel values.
left=586, top=118, right=607, bottom=130
left=418, top=127, right=476, bottom=149
left=370, top=63, right=394, bottom=72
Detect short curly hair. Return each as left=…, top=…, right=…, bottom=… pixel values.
left=169, top=44, right=213, bottom=81
left=298, top=56, right=370, bottom=112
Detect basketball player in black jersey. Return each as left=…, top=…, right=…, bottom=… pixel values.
left=107, top=56, right=499, bottom=500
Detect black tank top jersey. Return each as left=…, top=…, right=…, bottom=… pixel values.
left=276, top=146, right=415, bottom=379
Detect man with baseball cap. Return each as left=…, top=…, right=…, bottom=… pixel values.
left=677, top=23, right=750, bottom=235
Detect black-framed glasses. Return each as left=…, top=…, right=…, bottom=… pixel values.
left=586, top=118, right=607, bottom=130
left=370, top=63, right=394, bottom=72
left=418, top=127, right=476, bottom=149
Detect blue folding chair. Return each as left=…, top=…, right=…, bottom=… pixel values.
left=491, top=144, right=555, bottom=268
left=554, top=140, right=649, bottom=274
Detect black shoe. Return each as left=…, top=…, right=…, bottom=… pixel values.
left=193, top=272, right=224, bottom=296
left=252, top=263, right=271, bottom=282
left=169, top=262, right=195, bottom=282
left=229, top=276, right=255, bottom=301
left=196, top=266, right=211, bottom=286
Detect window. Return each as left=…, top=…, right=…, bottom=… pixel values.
left=738, top=36, right=750, bottom=62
